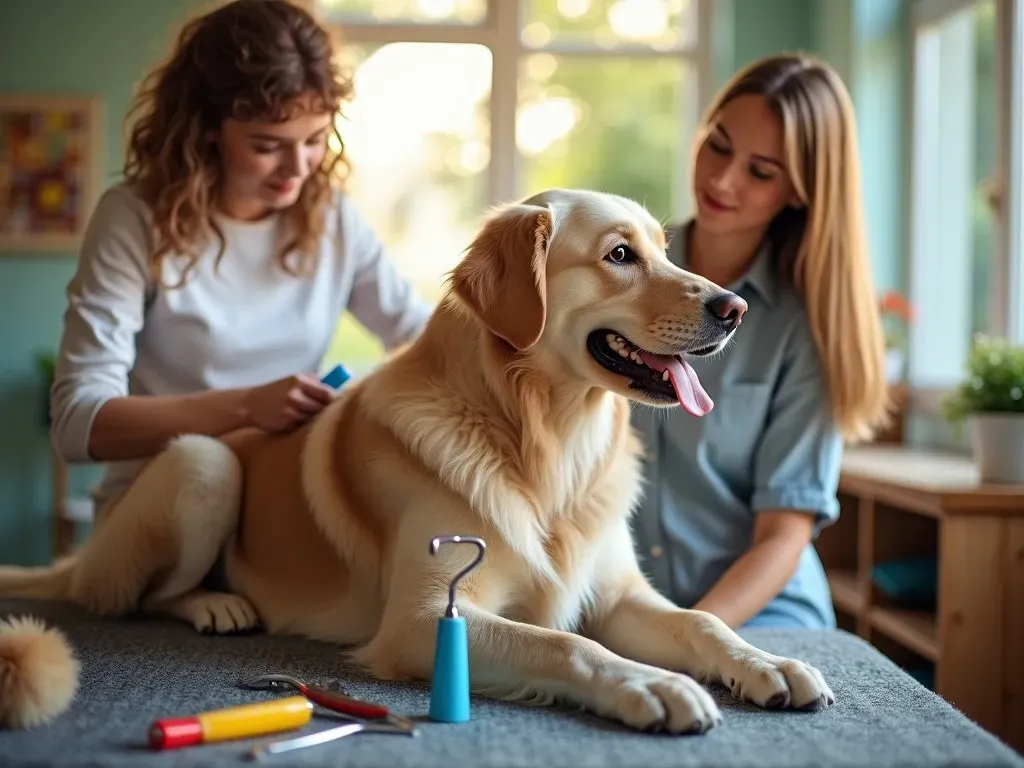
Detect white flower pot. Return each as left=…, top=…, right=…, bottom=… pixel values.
left=969, top=413, right=1024, bottom=484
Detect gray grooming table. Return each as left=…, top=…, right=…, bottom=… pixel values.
left=0, top=598, right=1021, bottom=767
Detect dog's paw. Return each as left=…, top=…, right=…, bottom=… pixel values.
left=724, top=653, right=834, bottom=711
left=596, top=665, right=722, bottom=734
left=166, top=591, right=261, bottom=635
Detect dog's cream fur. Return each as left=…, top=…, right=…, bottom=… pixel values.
left=0, top=189, right=833, bottom=733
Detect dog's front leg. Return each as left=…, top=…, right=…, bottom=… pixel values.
left=582, top=522, right=834, bottom=711
left=357, top=598, right=722, bottom=734
left=351, top=511, right=721, bottom=734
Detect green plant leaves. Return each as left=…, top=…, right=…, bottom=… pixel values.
left=942, top=335, right=1024, bottom=423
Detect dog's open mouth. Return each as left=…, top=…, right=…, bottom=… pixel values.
left=586, top=329, right=716, bottom=416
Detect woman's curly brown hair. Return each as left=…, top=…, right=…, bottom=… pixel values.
left=123, top=0, right=354, bottom=287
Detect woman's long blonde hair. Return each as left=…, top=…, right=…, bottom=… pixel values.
left=698, top=54, right=891, bottom=442
left=123, top=0, right=354, bottom=287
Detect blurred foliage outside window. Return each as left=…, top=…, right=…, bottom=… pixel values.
left=315, top=0, right=698, bottom=373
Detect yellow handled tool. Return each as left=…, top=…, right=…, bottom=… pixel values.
left=148, top=695, right=313, bottom=750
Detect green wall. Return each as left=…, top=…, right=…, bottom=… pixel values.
left=709, top=0, right=817, bottom=95
left=732, top=0, right=818, bottom=78
left=0, top=0, right=205, bottom=565
left=841, top=0, right=911, bottom=295
left=0, top=0, right=906, bottom=565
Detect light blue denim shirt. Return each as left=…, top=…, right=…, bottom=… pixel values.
left=630, top=223, right=844, bottom=629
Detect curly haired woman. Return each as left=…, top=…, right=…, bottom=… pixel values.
left=50, top=0, right=431, bottom=511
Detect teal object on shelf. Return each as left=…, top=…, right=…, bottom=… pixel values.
left=427, top=535, right=487, bottom=724
left=906, top=666, right=935, bottom=691
left=429, top=616, right=470, bottom=723
left=320, top=363, right=352, bottom=390
left=872, top=556, right=938, bottom=609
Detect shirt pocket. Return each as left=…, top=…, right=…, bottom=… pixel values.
left=707, top=382, right=774, bottom=489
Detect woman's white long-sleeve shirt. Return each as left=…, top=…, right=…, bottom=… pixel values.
left=51, top=182, right=432, bottom=507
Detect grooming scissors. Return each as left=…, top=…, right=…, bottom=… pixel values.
left=237, top=673, right=416, bottom=731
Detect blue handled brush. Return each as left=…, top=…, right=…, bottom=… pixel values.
left=320, top=363, right=352, bottom=390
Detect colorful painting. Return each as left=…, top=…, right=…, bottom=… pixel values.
left=0, top=95, right=102, bottom=250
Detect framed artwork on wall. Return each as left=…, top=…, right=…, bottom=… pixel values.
left=0, top=94, right=103, bottom=251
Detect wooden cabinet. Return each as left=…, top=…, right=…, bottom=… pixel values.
left=817, top=445, right=1024, bottom=752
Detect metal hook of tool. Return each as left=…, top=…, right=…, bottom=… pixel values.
left=429, top=535, right=486, bottom=618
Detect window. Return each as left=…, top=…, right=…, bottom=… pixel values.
left=907, top=0, right=997, bottom=389
left=326, top=40, right=493, bottom=368
left=317, top=0, right=706, bottom=373
left=907, top=0, right=1023, bottom=395
left=1005, top=0, right=1024, bottom=344
left=318, top=0, right=487, bottom=25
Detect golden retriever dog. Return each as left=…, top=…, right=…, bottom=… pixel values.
left=0, top=189, right=833, bottom=733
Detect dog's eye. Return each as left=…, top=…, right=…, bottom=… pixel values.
left=605, top=245, right=637, bottom=264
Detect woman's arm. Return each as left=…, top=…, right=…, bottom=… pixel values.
left=87, top=374, right=335, bottom=462
left=50, top=187, right=335, bottom=464
left=86, top=388, right=250, bottom=461
left=50, top=187, right=250, bottom=463
left=694, top=317, right=844, bottom=628
left=692, top=510, right=814, bottom=627
left=50, top=185, right=161, bottom=464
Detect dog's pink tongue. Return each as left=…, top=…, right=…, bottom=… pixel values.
left=639, top=352, right=714, bottom=416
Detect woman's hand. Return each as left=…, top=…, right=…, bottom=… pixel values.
left=241, top=373, right=337, bottom=432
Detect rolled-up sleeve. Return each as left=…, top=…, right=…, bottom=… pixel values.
left=749, top=318, right=843, bottom=530
left=339, top=196, right=433, bottom=351
left=50, top=186, right=152, bottom=463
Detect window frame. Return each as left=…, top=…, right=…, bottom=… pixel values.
left=1003, top=0, right=1024, bottom=344
left=906, top=0, right=1024, bottom=413
left=307, top=0, right=712, bottom=211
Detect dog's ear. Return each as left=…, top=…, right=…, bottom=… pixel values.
left=451, top=203, right=552, bottom=352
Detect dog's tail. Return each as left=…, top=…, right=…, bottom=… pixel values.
left=0, top=555, right=77, bottom=601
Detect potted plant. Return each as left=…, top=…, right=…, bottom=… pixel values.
left=942, top=335, right=1024, bottom=483
left=879, top=290, right=914, bottom=382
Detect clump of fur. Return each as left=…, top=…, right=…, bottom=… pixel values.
left=0, top=615, right=79, bottom=729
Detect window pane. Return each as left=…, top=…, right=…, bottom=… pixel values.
left=1013, top=0, right=1024, bottom=344
left=316, top=0, right=486, bottom=24
left=969, top=1, right=996, bottom=338
left=518, top=54, right=693, bottom=225
left=907, top=0, right=996, bottom=387
left=521, top=0, right=694, bottom=50
left=325, top=42, right=492, bottom=373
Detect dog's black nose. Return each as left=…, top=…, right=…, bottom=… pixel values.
left=707, top=291, right=748, bottom=330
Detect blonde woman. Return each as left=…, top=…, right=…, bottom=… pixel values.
left=50, top=0, right=431, bottom=512
left=631, top=54, right=889, bottom=629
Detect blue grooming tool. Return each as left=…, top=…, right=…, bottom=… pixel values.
left=320, top=363, right=352, bottom=390
left=427, top=534, right=487, bottom=724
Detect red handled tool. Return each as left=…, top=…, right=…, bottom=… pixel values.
left=237, top=673, right=415, bottom=730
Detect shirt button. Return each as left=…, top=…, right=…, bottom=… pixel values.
left=650, top=545, right=664, bottom=558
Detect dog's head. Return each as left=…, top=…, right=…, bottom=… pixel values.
left=450, top=189, right=747, bottom=415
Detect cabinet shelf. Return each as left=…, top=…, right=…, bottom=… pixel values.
left=867, top=606, right=937, bottom=661
left=819, top=444, right=1024, bottom=754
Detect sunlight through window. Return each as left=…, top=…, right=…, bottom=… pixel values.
left=326, top=42, right=493, bottom=371
left=316, top=0, right=700, bottom=373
